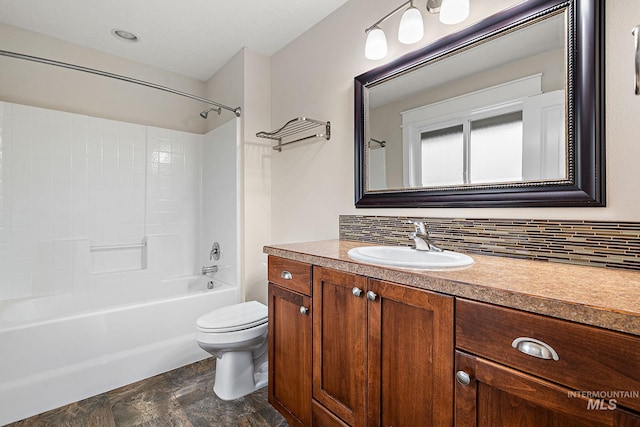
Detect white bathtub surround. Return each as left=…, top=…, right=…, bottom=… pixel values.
left=202, top=119, right=242, bottom=288
left=0, top=102, right=242, bottom=424
left=0, top=101, right=206, bottom=299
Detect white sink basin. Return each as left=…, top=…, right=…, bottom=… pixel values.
left=347, top=246, right=474, bottom=270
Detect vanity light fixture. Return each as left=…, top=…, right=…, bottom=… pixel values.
left=364, top=0, right=469, bottom=60
left=398, top=2, right=424, bottom=44
left=365, top=26, right=388, bottom=60
left=439, top=0, right=470, bottom=25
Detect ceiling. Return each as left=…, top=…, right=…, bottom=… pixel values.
left=0, top=0, right=349, bottom=81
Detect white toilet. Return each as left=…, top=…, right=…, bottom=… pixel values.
left=196, top=300, right=269, bottom=400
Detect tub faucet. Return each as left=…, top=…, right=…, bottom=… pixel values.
left=408, top=220, right=443, bottom=252
left=202, top=265, right=219, bottom=275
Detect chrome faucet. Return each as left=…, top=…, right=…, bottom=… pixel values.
left=202, top=265, right=219, bottom=275
left=408, top=220, right=443, bottom=252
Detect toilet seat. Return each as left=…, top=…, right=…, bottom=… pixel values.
left=197, top=301, right=268, bottom=333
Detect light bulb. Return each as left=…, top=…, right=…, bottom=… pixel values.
left=365, top=27, right=388, bottom=60
left=439, top=0, right=469, bottom=25
left=398, top=6, right=424, bottom=44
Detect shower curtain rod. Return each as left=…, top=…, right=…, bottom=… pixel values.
left=0, top=49, right=242, bottom=117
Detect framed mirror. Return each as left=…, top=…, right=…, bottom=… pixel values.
left=354, top=0, right=604, bottom=208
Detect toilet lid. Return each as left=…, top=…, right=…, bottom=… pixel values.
left=196, top=301, right=268, bottom=333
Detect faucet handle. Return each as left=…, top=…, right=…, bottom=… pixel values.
left=210, top=242, right=221, bottom=260
left=408, top=220, right=427, bottom=234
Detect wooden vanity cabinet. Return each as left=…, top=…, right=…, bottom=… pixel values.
left=455, top=299, right=640, bottom=426
left=312, top=266, right=454, bottom=427
left=267, top=257, right=313, bottom=427
left=267, top=249, right=640, bottom=426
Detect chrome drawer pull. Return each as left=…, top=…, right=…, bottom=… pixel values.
left=352, top=287, right=363, bottom=297
left=300, top=306, right=310, bottom=315
left=366, top=290, right=378, bottom=301
left=512, top=337, right=559, bottom=361
left=281, top=270, right=293, bottom=280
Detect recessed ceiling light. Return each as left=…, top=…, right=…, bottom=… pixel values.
left=111, top=29, right=139, bottom=43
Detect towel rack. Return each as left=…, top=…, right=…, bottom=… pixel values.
left=256, top=117, right=330, bottom=152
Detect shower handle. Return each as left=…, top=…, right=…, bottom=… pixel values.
left=210, top=242, right=221, bottom=260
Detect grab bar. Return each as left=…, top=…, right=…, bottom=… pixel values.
left=90, top=242, right=147, bottom=251
left=634, top=25, right=640, bottom=95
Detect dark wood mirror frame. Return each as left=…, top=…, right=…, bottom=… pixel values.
left=354, top=0, right=604, bottom=208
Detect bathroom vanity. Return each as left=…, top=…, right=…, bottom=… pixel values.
left=264, top=240, right=640, bottom=426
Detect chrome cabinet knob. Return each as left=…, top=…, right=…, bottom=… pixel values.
left=300, top=306, right=309, bottom=315
left=352, top=287, right=363, bottom=297
left=281, top=270, right=293, bottom=280
left=456, top=370, right=471, bottom=386
left=366, top=290, right=378, bottom=301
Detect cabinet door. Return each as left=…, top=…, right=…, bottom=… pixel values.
left=455, top=351, right=640, bottom=426
left=313, top=400, right=351, bottom=427
left=268, top=283, right=312, bottom=427
left=367, top=279, right=454, bottom=427
left=313, top=267, right=368, bottom=427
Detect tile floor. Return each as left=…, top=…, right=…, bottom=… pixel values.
left=8, top=358, right=288, bottom=427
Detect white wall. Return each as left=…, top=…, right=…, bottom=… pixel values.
left=241, top=50, right=272, bottom=304
left=203, top=49, right=245, bottom=134
left=270, top=0, right=640, bottom=244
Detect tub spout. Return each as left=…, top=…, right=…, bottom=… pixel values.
left=202, top=265, right=218, bottom=275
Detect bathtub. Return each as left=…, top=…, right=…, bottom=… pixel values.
left=0, top=276, right=238, bottom=425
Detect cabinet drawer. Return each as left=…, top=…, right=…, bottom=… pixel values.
left=456, top=298, right=640, bottom=412
left=268, top=256, right=312, bottom=296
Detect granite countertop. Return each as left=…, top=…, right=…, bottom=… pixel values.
left=263, top=239, right=640, bottom=337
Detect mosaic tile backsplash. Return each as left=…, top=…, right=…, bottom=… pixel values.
left=339, top=215, right=640, bottom=271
